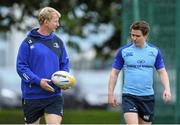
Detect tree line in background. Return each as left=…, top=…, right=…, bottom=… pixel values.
left=0, top=0, right=122, bottom=61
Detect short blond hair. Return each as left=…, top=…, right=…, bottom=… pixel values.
left=38, top=7, right=61, bottom=25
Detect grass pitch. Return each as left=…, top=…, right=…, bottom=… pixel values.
left=0, top=109, right=120, bottom=124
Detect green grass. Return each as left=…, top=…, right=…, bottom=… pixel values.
left=0, top=109, right=120, bottom=124
left=63, top=109, right=120, bottom=124
left=0, top=109, right=23, bottom=124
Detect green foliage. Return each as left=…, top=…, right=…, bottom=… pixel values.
left=0, top=109, right=120, bottom=124
left=0, top=0, right=122, bottom=60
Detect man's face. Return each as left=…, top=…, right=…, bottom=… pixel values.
left=130, top=29, right=147, bottom=47
left=46, top=12, right=60, bottom=32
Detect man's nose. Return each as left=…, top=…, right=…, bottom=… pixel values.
left=57, top=22, right=60, bottom=27
left=132, top=36, right=137, bottom=41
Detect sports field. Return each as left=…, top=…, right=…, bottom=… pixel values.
left=0, top=109, right=120, bottom=124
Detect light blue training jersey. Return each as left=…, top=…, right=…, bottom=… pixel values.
left=112, top=42, right=165, bottom=96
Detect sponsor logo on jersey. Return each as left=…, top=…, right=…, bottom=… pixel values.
left=137, top=59, right=145, bottom=64
left=125, top=52, right=133, bottom=57
left=27, top=39, right=33, bottom=44
left=126, top=65, right=153, bottom=68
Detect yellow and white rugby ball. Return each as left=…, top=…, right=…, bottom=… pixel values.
left=51, top=71, right=75, bottom=90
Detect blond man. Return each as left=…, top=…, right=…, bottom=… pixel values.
left=16, top=7, right=69, bottom=124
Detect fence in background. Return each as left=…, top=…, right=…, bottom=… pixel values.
left=121, top=0, right=180, bottom=123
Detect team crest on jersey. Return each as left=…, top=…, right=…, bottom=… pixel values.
left=30, top=45, right=35, bottom=49
left=53, top=42, right=60, bottom=48
left=148, top=51, right=155, bottom=56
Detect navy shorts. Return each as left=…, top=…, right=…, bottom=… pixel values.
left=122, top=94, right=155, bottom=122
left=22, top=96, right=64, bottom=124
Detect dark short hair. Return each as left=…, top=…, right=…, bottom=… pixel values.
left=130, top=21, right=150, bottom=36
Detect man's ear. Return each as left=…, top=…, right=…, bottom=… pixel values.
left=44, top=20, right=47, bottom=24
left=144, top=34, right=149, bottom=39
left=44, top=20, right=49, bottom=25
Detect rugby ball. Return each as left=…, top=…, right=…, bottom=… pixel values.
left=51, top=71, right=75, bottom=90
